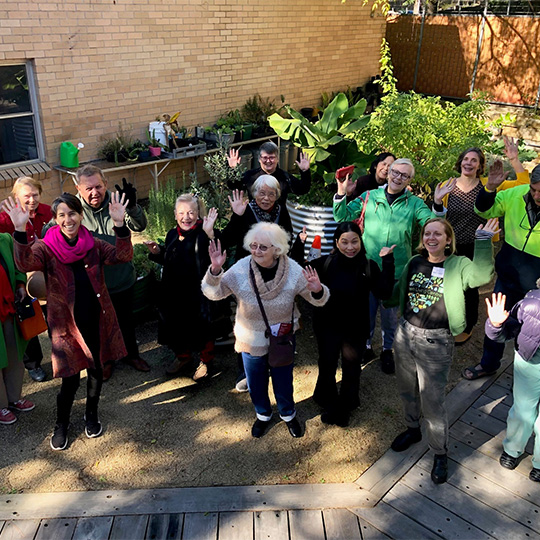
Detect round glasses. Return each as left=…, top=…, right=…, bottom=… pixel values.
left=249, top=243, right=272, bottom=252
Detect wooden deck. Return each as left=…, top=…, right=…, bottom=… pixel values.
left=1, top=344, right=539, bottom=539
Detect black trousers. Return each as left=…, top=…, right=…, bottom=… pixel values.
left=56, top=331, right=102, bottom=425
left=456, top=243, right=479, bottom=334
left=313, top=328, right=364, bottom=413
left=110, top=285, right=139, bottom=360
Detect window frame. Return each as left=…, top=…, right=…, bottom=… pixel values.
left=0, top=60, right=45, bottom=170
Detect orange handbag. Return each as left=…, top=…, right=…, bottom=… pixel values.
left=15, top=297, right=48, bottom=340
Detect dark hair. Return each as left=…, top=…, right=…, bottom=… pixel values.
left=369, top=152, right=396, bottom=178
left=332, top=222, right=362, bottom=249
left=51, top=193, right=83, bottom=217
left=455, top=148, right=485, bottom=178
left=259, top=141, right=278, bottom=155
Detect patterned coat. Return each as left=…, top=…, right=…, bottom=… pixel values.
left=14, top=232, right=132, bottom=378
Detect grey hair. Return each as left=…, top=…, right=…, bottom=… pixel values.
left=259, top=141, right=278, bottom=155
left=175, top=193, right=207, bottom=217
left=531, top=164, right=540, bottom=185
left=243, top=222, right=290, bottom=257
left=76, top=164, right=106, bottom=185
left=389, top=158, right=415, bottom=179
left=251, top=175, right=281, bottom=199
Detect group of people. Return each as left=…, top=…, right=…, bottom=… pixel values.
left=1, top=139, right=539, bottom=488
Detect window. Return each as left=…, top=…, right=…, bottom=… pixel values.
left=388, top=0, right=540, bottom=15
left=0, top=62, right=44, bottom=168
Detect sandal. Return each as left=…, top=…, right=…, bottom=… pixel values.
left=461, top=364, right=496, bottom=380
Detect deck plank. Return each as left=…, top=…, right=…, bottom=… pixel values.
left=289, top=510, right=325, bottom=539
left=402, top=464, right=540, bottom=539
left=0, top=521, right=40, bottom=540
left=110, top=515, right=149, bottom=540
left=472, top=394, right=511, bottom=421
left=460, top=407, right=507, bottom=438
left=145, top=514, right=183, bottom=540
left=218, top=512, right=253, bottom=540
left=351, top=503, right=443, bottom=540
left=182, top=512, right=217, bottom=540
left=254, top=511, right=288, bottom=540
left=356, top=517, right=389, bottom=540
left=448, top=438, right=540, bottom=505
left=386, top=482, right=493, bottom=539
left=416, top=455, right=540, bottom=534
left=35, top=518, right=77, bottom=540
left=72, top=516, right=114, bottom=540
left=484, top=383, right=513, bottom=405
left=322, top=509, right=361, bottom=540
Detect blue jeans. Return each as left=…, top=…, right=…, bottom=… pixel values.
left=504, top=349, right=540, bottom=469
left=367, top=292, right=398, bottom=350
left=241, top=352, right=296, bottom=422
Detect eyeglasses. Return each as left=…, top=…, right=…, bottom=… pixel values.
left=260, top=155, right=277, bottom=162
left=257, top=191, right=277, bottom=200
left=249, top=243, right=272, bottom=252
left=390, top=169, right=411, bottom=181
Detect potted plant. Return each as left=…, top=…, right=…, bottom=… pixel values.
left=97, top=124, right=140, bottom=164
left=132, top=243, right=160, bottom=315
left=147, top=129, right=166, bottom=157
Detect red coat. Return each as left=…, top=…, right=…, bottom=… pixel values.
left=0, top=203, right=52, bottom=241
left=14, top=233, right=133, bottom=378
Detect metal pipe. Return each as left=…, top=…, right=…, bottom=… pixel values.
left=412, top=2, right=427, bottom=91
left=470, top=0, right=489, bottom=95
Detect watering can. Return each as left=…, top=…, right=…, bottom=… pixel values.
left=60, top=141, right=84, bottom=168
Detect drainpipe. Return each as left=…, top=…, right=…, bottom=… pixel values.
left=470, top=0, right=489, bottom=95
left=412, top=1, right=427, bottom=91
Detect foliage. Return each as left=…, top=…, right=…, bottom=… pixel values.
left=97, top=123, right=141, bottom=164
left=197, top=146, right=245, bottom=229
left=269, top=93, right=374, bottom=206
left=240, top=94, right=283, bottom=129
left=341, top=0, right=391, bottom=15
left=132, top=243, right=160, bottom=279
left=145, top=177, right=180, bottom=240
left=146, top=128, right=167, bottom=149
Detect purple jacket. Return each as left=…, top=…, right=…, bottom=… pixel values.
left=485, top=288, right=540, bottom=362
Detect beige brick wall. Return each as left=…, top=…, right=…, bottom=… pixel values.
left=1, top=0, right=386, bottom=203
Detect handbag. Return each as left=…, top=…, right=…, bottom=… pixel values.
left=249, top=265, right=295, bottom=368
left=15, top=296, right=48, bottom=340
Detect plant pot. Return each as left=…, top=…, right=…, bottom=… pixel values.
left=138, top=150, right=151, bottom=162
left=205, top=132, right=235, bottom=146
left=286, top=200, right=337, bottom=258
left=149, top=146, right=161, bottom=157
left=241, top=124, right=253, bottom=140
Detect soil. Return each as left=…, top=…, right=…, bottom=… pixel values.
left=0, top=261, right=494, bottom=495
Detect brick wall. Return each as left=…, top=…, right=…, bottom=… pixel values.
left=386, top=14, right=540, bottom=106
left=1, top=0, right=386, bottom=203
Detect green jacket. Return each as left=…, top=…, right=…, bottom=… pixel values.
left=333, top=189, right=434, bottom=277
left=475, top=184, right=540, bottom=257
left=0, top=233, right=28, bottom=369
left=77, top=191, right=147, bottom=293
left=394, top=239, right=494, bottom=336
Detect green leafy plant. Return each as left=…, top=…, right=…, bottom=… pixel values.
left=132, top=243, right=160, bottom=279
left=97, top=123, right=140, bottom=164
left=146, top=177, right=181, bottom=240
left=269, top=93, right=374, bottom=205
left=146, top=129, right=167, bottom=149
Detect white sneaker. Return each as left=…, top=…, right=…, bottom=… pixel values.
left=235, top=378, right=248, bottom=393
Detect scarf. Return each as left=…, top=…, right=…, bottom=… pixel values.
left=43, top=225, right=95, bottom=264
left=177, top=219, right=202, bottom=240
left=249, top=200, right=280, bottom=224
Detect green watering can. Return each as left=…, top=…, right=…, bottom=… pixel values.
left=60, top=141, right=84, bottom=168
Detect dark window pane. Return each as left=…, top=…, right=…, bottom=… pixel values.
left=0, top=116, right=38, bottom=165
left=0, top=65, right=31, bottom=115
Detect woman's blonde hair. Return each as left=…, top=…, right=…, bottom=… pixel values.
left=175, top=193, right=207, bottom=217
left=243, top=222, right=290, bottom=257
left=12, top=176, right=43, bottom=197
left=417, top=218, right=456, bottom=256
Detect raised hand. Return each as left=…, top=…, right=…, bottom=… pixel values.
left=143, top=240, right=161, bottom=255
left=109, top=191, right=128, bottom=227
left=486, top=159, right=510, bottom=191
left=299, top=225, right=307, bottom=244
left=203, top=207, right=218, bottom=238
left=379, top=244, right=396, bottom=258
left=303, top=265, right=322, bottom=293
left=336, top=173, right=355, bottom=197
left=477, top=217, right=501, bottom=237
left=114, top=178, right=137, bottom=209
left=485, top=292, right=509, bottom=327
left=296, top=151, right=311, bottom=172
left=209, top=239, right=227, bottom=275
left=228, top=189, right=248, bottom=216
left=227, top=148, right=241, bottom=169
left=2, top=196, right=29, bottom=232
left=502, top=135, right=525, bottom=173
left=434, top=178, right=458, bottom=204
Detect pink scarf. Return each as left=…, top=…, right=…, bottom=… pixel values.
left=43, top=225, right=95, bottom=264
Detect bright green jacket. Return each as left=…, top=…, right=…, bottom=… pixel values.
left=475, top=184, right=540, bottom=257
left=0, top=233, right=28, bottom=369
left=333, top=189, right=434, bottom=277
left=393, top=239, right=494, bottom=336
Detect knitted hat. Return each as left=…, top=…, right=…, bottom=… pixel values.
left=531, top=164, right=540, bottom=184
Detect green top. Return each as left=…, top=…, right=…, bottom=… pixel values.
left=393, top=239, right=494, bottom=336
left=333, top=188, right=434, bottom=277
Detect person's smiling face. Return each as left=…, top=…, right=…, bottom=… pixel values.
left=460, top=151, right=481, bottom=178
left=259, top=151, right=278, bottom=174
left=387, top=163, right=413, bottom=194
left=374, top=156, right=395, bottom=184
left=422, top=221, right=450, bottom=260
left=55, top=202, right=83, bottom=239
left=249, top=237, right=277, bottom=268
left=175, top=201, right=199, bottom=231
left=337, top=231, right=362, bottom=258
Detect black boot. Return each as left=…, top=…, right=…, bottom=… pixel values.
left=85, top=398, right=102, bottom=439
left=431, top=454, right=448, bottom=484
left=391, top=427, right=422, bottom=452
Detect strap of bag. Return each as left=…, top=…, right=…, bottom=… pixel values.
left=249, top=263, right=294, bottom=335
left=355, top=190, right=370, bottom=233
